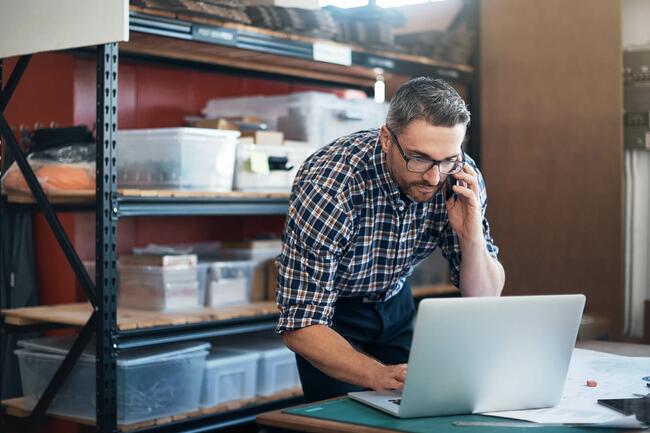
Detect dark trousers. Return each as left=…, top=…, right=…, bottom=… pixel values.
left=295, top=284, right=416, bottom=402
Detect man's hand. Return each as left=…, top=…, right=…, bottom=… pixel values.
left=368, top=363, right=408, bottom=391
left=445, top=163, right=484, bottom=245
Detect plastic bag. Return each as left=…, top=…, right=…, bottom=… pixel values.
left=1, top=143, right=96, bottom=194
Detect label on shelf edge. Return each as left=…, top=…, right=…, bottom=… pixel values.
left=192, top=25, right=237, bottom=46
left=313, top=41, right=352, bottom=66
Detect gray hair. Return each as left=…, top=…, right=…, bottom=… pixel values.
left=386, top=77, right=470, bottom=134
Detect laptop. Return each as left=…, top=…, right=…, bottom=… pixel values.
left=349, top=294, right=585, bottom=418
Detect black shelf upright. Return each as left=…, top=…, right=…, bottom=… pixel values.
left=0, top=45, right=115, bottom=432
left=96, top=42, right=120, bottom=433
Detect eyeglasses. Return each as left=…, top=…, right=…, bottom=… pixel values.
left=387, top=127, right=465, bottom=174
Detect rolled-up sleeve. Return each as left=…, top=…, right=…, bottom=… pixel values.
left=439, top=159, right=499, bottom=287
left=276, top=181, right=352, bottom=333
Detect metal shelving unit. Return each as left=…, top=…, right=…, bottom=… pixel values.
left=1, top=2, right=479, bottom=432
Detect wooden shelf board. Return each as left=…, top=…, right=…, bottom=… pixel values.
left=129, top=5, right=473, bottom=74
left=411, top=284, right=458, bottom=298
left=2, top=388, right=302, bottom=432
left=119, top=189, right=290, bottom=199
left=1, top=301, right=279, bottom=331
left=3, top=189, right=290, bottom=204
left=122, top=32, right=378, bottom=88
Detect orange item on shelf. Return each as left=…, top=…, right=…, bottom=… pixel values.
left=2, top=168, right=30, bottom=191
left=35, top=164, right=95, bottom=191
left=2, top=163, right=95, bottom=193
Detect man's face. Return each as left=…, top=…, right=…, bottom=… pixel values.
left=380, top=119, right=466, bottom=203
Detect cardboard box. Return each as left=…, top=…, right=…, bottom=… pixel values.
left=221, top=240, right=282, bottom=302
left=242, top=130, right=284, bottom=146
left=266, top=259, right=278, bottom=302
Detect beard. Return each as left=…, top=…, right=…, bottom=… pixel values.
left=405, top=182, right=440, bottom=202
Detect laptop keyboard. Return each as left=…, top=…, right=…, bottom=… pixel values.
left=389, top=398, right=402, bottom=406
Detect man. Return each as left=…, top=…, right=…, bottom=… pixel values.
left=276, top=77, right=505, bottom=403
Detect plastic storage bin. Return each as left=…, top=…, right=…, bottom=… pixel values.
left=202, top=94, right=291, bottom=131
left=219, top=241, right=282, bottom=302
left=119, top=264, right=200, bottom=311
left=278, top=92, right=389, bottom=148
left=202, top=92, right=388, bottom=148
left=84, top=261, right=200, bottom=311
left=234, top=143, right=318, bottom=192
left=216, top=335, right=301, bottom=396
left=15, top=336, right=209, bottom=425
left=117, top=128, right=239, bottom=191
left=200, top=349, right=260, bottom=408
left=206, top=260, right=255, bottom=308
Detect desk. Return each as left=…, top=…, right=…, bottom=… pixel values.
left=256, top=340, right=650, bottom=433
left=258, top=399, right=391, bottom=433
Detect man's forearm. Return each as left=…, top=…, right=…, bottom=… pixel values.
left=459, top=238, right=505, bottom=297
left=283, top=324, right=384, bottom=388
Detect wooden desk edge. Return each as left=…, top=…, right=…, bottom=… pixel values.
left=256, top=398, right=394, bottom=433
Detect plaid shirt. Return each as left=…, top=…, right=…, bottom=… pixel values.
left=276, top=129, right=498, bottom=333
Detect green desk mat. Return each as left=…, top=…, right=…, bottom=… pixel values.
left=285, top=397, right=622, bottom=433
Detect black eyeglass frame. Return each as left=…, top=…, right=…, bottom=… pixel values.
left=386, top=126, right=465, bottom=174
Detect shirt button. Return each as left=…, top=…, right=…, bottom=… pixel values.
left=398, top=205, right=405, bottom=211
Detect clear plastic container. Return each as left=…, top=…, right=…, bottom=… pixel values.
left=200, top=349, right=260, bottom=408
left=234, top=143, right=318, bottom=192
left=117, top=128, right=239, bottom=191
left=216, top=335, right=301, bottom=396
left=119, top=280, right=200, bottom=311
left=219, top=242, right=282, bottom=302
left=84, top=262, right=201, bottom=311
left=206, top=260, right=255, bottom=308
left=278, top=92, right=389, bottom=148
left=15, top=337, right=209, bottom=425
left=119, top=264, right=198, bottom=286
left=202, top=94, right=291, bottom=131
left=201, top=92, right=388, bottom=149
left=119, top=264, right=199, bottom=311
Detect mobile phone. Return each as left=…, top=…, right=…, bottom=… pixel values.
left=598, top=398, right=650, bottom=424
left=444, top=176, right=457, bottom=201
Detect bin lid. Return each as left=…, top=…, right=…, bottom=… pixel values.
left=17, top=336, right=210, bottom=366
left=214, top=336, right=292, bottom=358
left=117, top=127, right=240, bottom=141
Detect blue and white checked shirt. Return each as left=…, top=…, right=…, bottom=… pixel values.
left=276, top=129, right=498, bottom=333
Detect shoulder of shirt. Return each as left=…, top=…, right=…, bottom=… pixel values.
left=293, top=129, right=377, bottom=200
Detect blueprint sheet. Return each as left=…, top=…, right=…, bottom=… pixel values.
left=483, top=349, right=650, bottom=429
